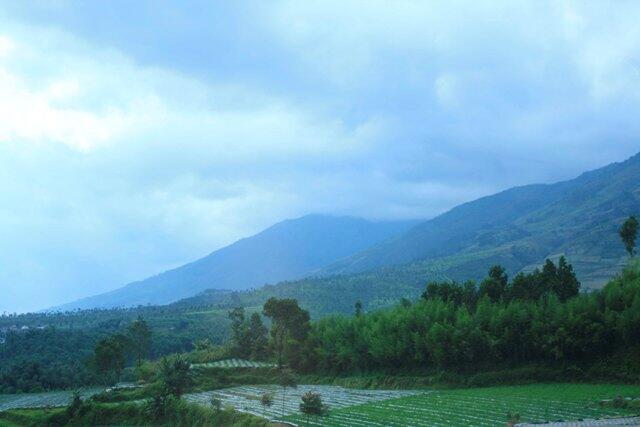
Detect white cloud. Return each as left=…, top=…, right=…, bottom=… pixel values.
left=0, top=35, right=13, bottom=57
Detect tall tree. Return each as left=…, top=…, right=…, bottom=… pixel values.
left=620, top=216, right=639, bottom=257
left=228, top=307, right=250, bottom=357
left=128, top=316, right=152, bottom=366
left=263, top=298, right=310, bottom=368
left=93, top=335, right=126, bottom=386
left=247, top=313, right=269, bottom=360
left=479, top=265, right=508, bottom=302
left=555, top=256, right=580, bottom=301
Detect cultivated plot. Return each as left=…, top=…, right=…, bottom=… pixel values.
left=191, top=358, right=276, bottom=369
left=518, top=417, right=640, bottom=427
left=283, top=384, right=640, bottom=427
left=185, top=384, right=422, bottom=419
left=0, top=388, right=102, bottom=412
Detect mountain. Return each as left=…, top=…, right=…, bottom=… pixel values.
left=320, top=152, right=640, bottom=289
left=170, top=153, right=640, bottom=319
left=53, top=215, right=418, bottom=310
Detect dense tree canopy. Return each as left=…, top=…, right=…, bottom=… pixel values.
left=284, top=260, right=639, bottom=375
left=263, top=298, right=310, bottom=368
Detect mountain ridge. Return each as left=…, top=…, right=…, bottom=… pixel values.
left=52, top=215, right=419, bottom=311
left=319, top=152, right=640, bottom=287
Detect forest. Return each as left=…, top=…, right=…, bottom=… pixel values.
left=2, top=217, right=639, bottom=394
left=225, top=257, right=640, bottom=380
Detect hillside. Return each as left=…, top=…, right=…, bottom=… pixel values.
left=169, top=153, right=640, bottom=319
left=54, top=215, right=418, bottom=310
left=320, top=152, right=640, bottom=289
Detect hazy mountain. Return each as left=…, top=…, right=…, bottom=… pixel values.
left=53, top=215, right=419, bottom=310
left=320, top=152, right=640, bottom=289
left=170, top=153, right=640, bottom=319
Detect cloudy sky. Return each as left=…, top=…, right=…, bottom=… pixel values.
left=1, top=1, right=639, bottom=312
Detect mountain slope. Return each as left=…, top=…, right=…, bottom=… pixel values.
left=55, top=215, right=418, bottom=310
left=170, top=153, right=640, bottom=319
left=320, top=152, right=640, bottom=289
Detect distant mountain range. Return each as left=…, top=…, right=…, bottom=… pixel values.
left=56, top=152, right=640, bottom=313
left=174, top=152, right=640, bottom=318
left=320, top=152, right=640, bottom=289
left=53, top=215, right=418, bottom=310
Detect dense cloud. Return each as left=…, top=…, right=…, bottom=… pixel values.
left=0, top=1, right=639, bottom=312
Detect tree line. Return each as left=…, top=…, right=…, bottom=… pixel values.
left=247, top=217, right=639, bottom=375
left=263, top=257, right=639, bottom=375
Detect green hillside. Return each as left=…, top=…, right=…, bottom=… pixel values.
left=320, top=152, right=640, bottom=289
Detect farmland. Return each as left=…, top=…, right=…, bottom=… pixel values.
left=182, top=383, right=640, bottom=426
left=185, top=385, right=420, bottom=419
left=1, top=383, right=639, bottom=426
left=0, top=388, right=102, bottom=412
left=282, top=384, right=640, bottom=426
left=191, top=358, right=276, bottom=369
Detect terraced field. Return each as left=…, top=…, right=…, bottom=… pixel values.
left=0, top=388, right=102, bottom=412
left=191, top=358, right=276, bottom=369
left=283, top=384, right=640, bottom=426
left=185, top=385, right=421, bottom=419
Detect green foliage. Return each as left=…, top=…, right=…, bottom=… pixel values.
left=263, top=298, right=310, bottom=368
left=133, top=360, right=156, bottom=384
left=127, top=316, right=152, bottom=366
left=296, top=262, right=640, bottom=375
left=92, top=335, right=126, bottom=386
left=227, top=308, right=269, bottom=361
left=0, top=398, right=268, bottom=426
left=299, top=391, right=327, bottom=425
left=158, top=355, right=192, bottom=397
left=0, top=329, right=97, bottom=393
left=479, top=265, right=508, bottom=302
left=426, top=257, right=580, bottom=306
left=620, top=215, right=639, bottom=256
left=0, top=305, right=230, bottom=392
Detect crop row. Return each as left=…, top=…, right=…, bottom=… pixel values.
left=192, top=358, right=276, bottom=369
left=0, top=388, right=102, bottom=412
left=284, top=384, right=640, bottom=427
left=185, top=384, right=422, bottom=419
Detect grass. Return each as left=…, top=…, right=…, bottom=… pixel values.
left=0, top=408, right=64, bottom=427
left=284, top=383, right=640, bottom=426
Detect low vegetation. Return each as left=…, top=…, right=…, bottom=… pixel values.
left=283, top=383, right=640, bottom=427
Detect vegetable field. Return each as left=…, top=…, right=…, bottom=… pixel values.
left=283, top=384, right=640, bottom=426
left=185, top=385, right=420, bottom=419
left=0, top=388, right=102, bottom=412
left=191, top=358, right=276, bottom=369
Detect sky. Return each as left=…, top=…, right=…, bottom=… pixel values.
left=1, top=1, right=639, bottom=313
